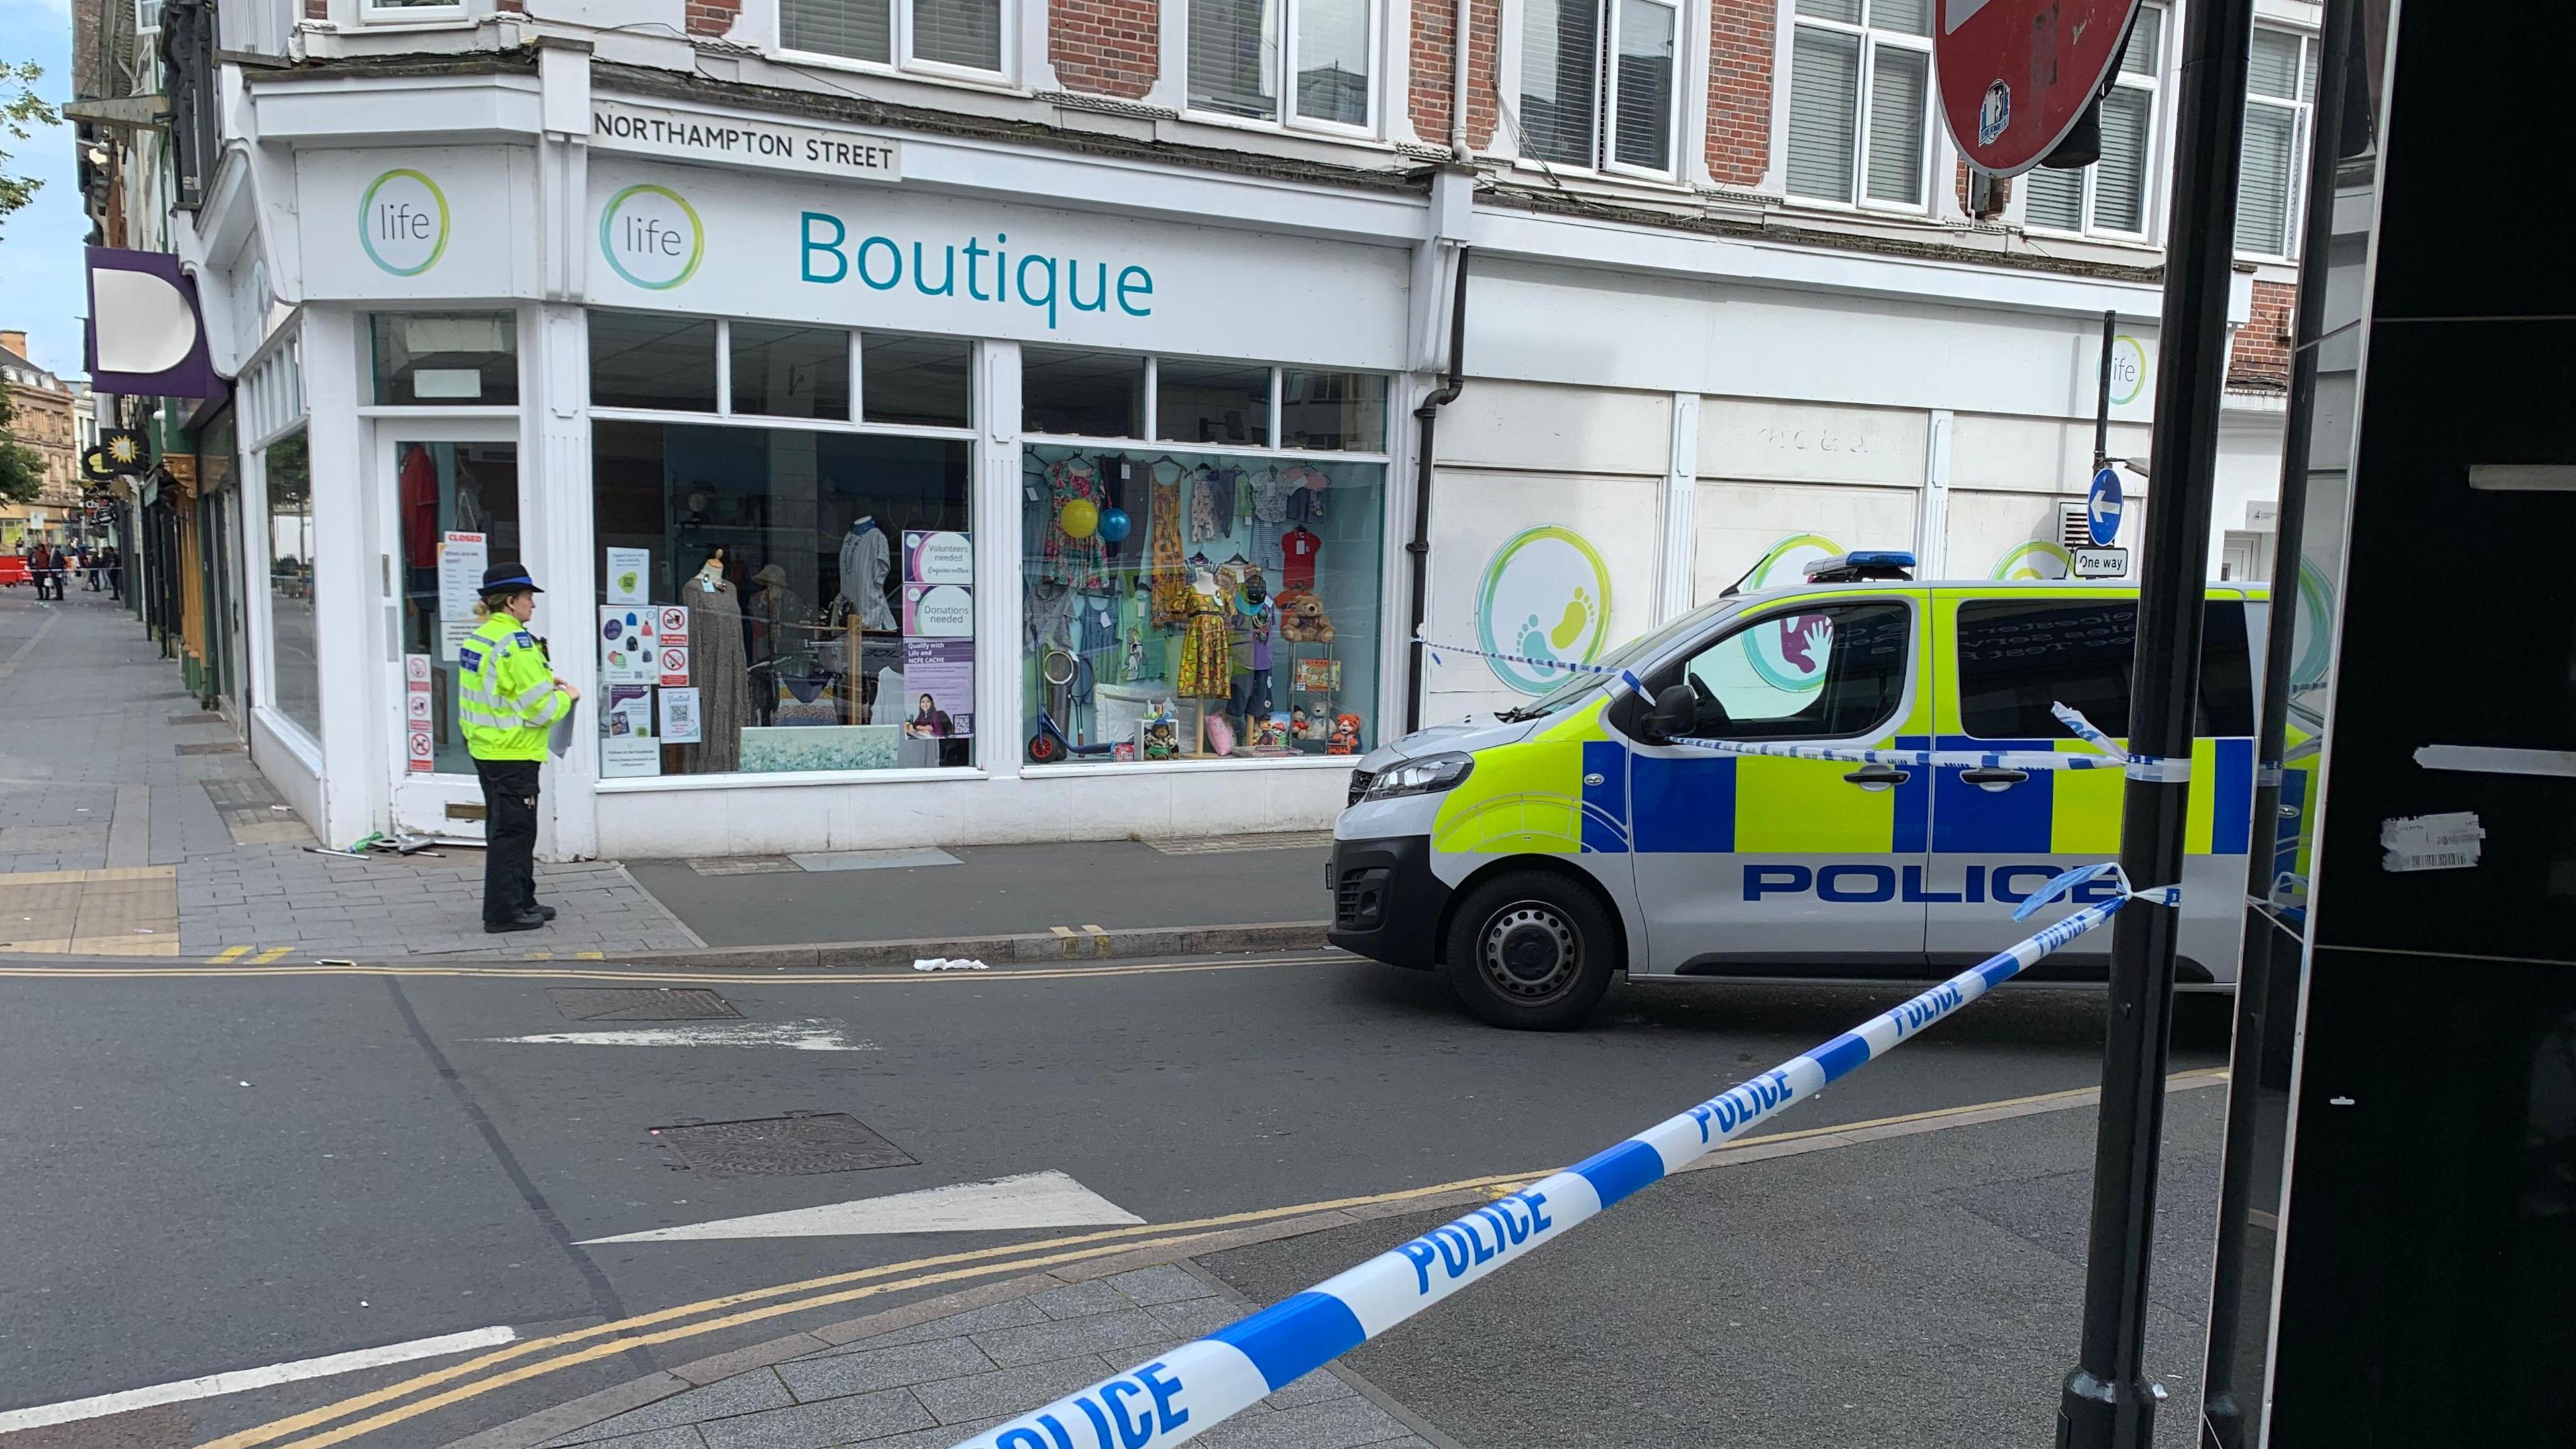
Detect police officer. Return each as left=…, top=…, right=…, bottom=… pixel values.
left=461, top=564, right=579, bottom=933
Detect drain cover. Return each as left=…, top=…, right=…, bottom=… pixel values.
left=548, top=986, right=741, bottom=1021
left=650, top=1113, right=916, bottom=1177
left=174, top=741, right=242, bottom=755
left=685, top=856, right=800, bottom=876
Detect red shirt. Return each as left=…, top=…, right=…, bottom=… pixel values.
left=1281, top=527, right=1321, bottom=593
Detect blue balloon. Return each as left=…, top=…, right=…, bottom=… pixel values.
left=1095, top=507, right=1132, bottom=543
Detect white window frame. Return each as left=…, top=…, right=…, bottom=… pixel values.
left=357, top=0, right=471, bottom=25
left=772, top=0, right=1021, bottom=87
left=1501, top=0, right=1689, bottom=180
left=2235, top=22, right=2316, bottom=263
left=135, top=0, right=164, bottom=34
left=2019, top=1, right=2165, bottom=241
left=1179, top=0, right=1387, bottom=138
left=1784, top=0, right=1935, bottom=214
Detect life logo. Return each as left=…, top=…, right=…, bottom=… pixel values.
left=600, top=184, right=705, bottom=290
left=358, top=169, right=449, bottom=277
left=1739, top=534, right=1843, bottom=692
left=2107, top=334, right=2149, bottom=407
left=1472, top=527, right=1613, bottom=695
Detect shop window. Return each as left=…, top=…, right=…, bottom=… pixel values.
left=1157, top=360, right=1272, bottom=446
left=1189, top=0, right=1379, bottom=131
left=591, top=421, right=975, bottom=778
left=782, top=0, right=1006, bottom=74
left=1517, top=0, right=1681, bottom=174
left=731, top=323, right=851, bottom=421
left=2023, top=3, right=2162, bottom=237
left=397, top=443, right=524, bottom=775
left=1786, top=0, right=1931, bottom=209
left=861, top=334, right=973, bottom=428
left=1281, top=371, right=1386, bottom=451
left=1024, top=347, right=1146, bottom=437
left=591, top=312, right=718, bottom=413
left=262, top=428, right=320, bottom=741
left=1022, top=441, right=1386, bottom=767
left=372, top=313, right=519, bottom=406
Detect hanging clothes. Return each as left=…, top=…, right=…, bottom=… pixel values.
left=1187, top=464, right=1224, bottom=544
left=837, top=519, right=896, bottom=630
left=1147, top=462, right=1190, bottom=625
left=682, top=574, right=749, bottom=774
left=1040, top=458, right=1110, bottom=590
left=1174, top=588, right=1232, bottom=698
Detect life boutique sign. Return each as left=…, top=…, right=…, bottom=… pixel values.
left=584, top=159, right=1409, bottom=368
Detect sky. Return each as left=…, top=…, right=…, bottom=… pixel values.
left=0, top=0, right=88, bottom=379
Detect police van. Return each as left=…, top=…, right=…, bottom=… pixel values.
left=1329, top=556, right=2298, bottom=1029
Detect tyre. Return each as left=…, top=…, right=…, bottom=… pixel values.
left=1440, top=870, right=1619, bottom=1030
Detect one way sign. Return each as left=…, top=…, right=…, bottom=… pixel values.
left=2086, top=467, right=2124, bottom=547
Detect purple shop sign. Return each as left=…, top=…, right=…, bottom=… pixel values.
left=85, top=248, right=217, bottom=399
left=900, top=639, right=974, bottom=739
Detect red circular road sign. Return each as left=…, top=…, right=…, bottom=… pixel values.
left=1936, top=0, right=2141, bottom=176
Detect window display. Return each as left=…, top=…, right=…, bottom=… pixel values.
left=593, top=420, right=973, bottom=777
left=1021, top=442, right=1384, bottom=764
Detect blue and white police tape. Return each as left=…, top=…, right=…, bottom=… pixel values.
left=1415, top=634, right=1620, bottom=680
left=945, top=861, right=2177, bottom=1449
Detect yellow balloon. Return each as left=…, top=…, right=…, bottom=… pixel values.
left=1058, top=498, right=1099, bottom=539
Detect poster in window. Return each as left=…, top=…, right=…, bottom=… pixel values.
left=900, top=638, right=974, bottom=739
left=902, top=583, right=973, bottom=638
left=659, top=686, right=702, bottom=744
left=599, top=605, right=659, bottom=686
left=1293, top=657, right=1341, bottom=693
left=437, top=532, right=487, bottom=661
left=605, top=546, right=651, bottom=606
left=904, top=530, right=973, bottom=584
left=599, top=684, right=659, bottom=777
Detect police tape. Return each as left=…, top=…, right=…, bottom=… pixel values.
left=945, top=861, right=2178, bottom=1449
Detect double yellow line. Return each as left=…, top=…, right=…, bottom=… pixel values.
left=201, top=1170, right=1533, bottom=1449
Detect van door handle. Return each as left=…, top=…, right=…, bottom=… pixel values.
left=1960, top=767, right=2031, bottom=792
left=1843, top=765, right=1910, bottom=790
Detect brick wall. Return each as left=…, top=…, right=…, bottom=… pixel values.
left=1409, top=0, right=1500, bottom=151
left=1052, top=0, right=1159, bottom=99
left=2229, top=279, right=2295, bottom=390
left=686, top=0, right=741, bottom=38
left=1705, top=0, right=1772, bottom=185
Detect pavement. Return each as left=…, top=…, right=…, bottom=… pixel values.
left=0, top=947, right=2233, bottom=1449
left=0, top=587, right=1328, bottom=966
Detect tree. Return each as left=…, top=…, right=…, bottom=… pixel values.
left=1, top=60, right=60, bottom=241
left=0, top=372, right=46, bottom=506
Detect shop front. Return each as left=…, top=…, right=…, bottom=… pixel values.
left=240, top=97, right=1421, bottom=857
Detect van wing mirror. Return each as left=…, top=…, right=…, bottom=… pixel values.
left=1642, top=686, right=1699, bottom=741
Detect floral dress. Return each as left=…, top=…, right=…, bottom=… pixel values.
left=1040, top=458, right=1109, bottom=590
left=1174, top=589, right=1232, bottom=698
left=1148, top=462, right=1191, bottom=625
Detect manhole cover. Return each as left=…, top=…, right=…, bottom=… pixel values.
left=548, top=987, right=741, bottom=1022
left=174, top=741, right=242, bottom=755
left=650, top=1114, right=916, bottom=1177
left=685, top=856, right=800, bottom=875
left=169, top=710, right=219, bottom=724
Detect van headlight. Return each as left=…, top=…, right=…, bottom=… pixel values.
left=1360, top=753, right=1474, bottom=801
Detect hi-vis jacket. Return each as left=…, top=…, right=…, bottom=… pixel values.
left=460, top=614, right=569, bottom=761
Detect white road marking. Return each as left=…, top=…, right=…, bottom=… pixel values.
left=477, top=1020, right=877, bottom=1051
left=0, top=1326, right=518, bottom=1432
left=580, top=1170, right=1144, bottom=1243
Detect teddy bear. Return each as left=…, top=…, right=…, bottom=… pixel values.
left=1277, top=590, right=1335, bottom=643
left=1327, top=712, right=1363, bottom=755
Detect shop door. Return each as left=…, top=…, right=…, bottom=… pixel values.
left=382, top=429, right=524, bottom=837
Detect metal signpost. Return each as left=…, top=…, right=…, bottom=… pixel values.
left=1938, top=0, right=2253, bottom=1444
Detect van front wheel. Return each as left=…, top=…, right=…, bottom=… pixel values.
left=1441, top=872, right=1617, bottom=1030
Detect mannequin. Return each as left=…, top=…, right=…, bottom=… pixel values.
left=1226, top=572, right=1278, bottom=737
left=682, top=551, right=749, bottom=773
left=1175, top=567, right=1230, bottom=704
left=833, top=516, right=895, bottom=630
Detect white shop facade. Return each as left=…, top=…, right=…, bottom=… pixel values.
left=195, top=68, right=1435, bottom=859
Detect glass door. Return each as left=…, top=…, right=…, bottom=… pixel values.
left=384, top=427, right=524, bottom=835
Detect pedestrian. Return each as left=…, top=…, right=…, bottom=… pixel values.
left=81, top=543, right=100, bottom=591
left=104, top=545, right=121, bottom=601
left=28, top=541, right=55, bottom=600
left=460, top=564, right=579, bottom=934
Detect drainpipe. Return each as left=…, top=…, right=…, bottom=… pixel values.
left=1450, top=0, right=1473, bottom=160
left=1404, top=247, right=1470, bottom=735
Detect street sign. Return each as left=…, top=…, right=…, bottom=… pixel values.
left=2086, top=466, right=2125, bottom=546
left=1936, top=0, right=2143, bottom=176
left=2072, top=545, right=2130, bottom=578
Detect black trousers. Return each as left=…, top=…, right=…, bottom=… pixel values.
left=475, top=757, right=541, bottom=924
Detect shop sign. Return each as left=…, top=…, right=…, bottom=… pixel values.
left=1473, top=527, right=1615, bottom=696
left=358, top=168, right=450, bottom=277
left=590, top=101, right=900, bottom=184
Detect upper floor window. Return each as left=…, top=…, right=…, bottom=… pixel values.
left=1188, top=0, right=1379, bottom=130
left=2023, top=3, right=2162, bottom=237
left=783, top=0, right=1006, bottom=74
left=135, top=0, right=162, bottom=33
left=1786, top=0, right=1931, bottom=209
left=1517, top=0, right=1681, bottom=174
left=2236, top=24, right=2317, bottom=258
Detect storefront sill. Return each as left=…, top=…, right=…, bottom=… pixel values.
left=1020, top=755, right=1359, bottom=780
left=592, top=766, right=989, bottom=793
left=253, top=707, right=324, bottom=775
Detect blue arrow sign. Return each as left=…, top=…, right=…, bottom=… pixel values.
left=2086, top=467, right=2124, bottom=547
